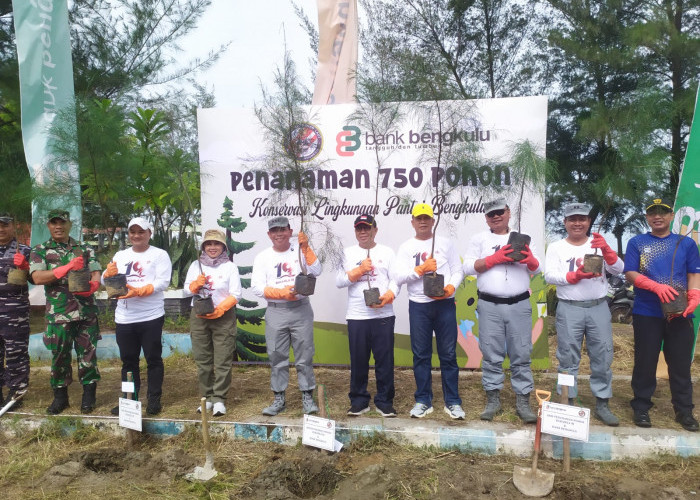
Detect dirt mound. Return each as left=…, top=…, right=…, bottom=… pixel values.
left=40, top=447, right=197, bottom=491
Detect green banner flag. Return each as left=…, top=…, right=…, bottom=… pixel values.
left=13, top=0, right=81, bottom=245
left=672, top=86, right=700, bottom=350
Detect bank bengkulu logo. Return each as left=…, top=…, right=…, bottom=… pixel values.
left=336, top=125, right=361, bottom=157
left=284, top=122, right=323, bottom=162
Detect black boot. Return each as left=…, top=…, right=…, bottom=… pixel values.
left=81, top=383, right=97, bottom=414
left=111, top=392, right=127, bottom=416
left=47, top=387, right=69, bottom=415
left=146, top=395, right=162, bottom=415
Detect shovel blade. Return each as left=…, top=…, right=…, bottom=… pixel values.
left=513, top=465, right=555, bottom=497
left=185, top=465, right=218, bottom=482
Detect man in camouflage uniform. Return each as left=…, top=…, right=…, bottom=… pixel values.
left=30, top=209, right=102, bottom=414
left=0, top=212, right=31, bottom=409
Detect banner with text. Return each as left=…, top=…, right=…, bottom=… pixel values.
left=198, top=97, right=549, bottom=367
left=13, top=0, right=81, bottom=244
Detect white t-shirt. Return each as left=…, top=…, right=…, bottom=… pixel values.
left=395, top=235, right=463, bottom=303
left=251, top=243, right=323, bottom=303
left=335, top=243, right=400, bottom=320
left=102, top=246, right=172, bottom=324
left=545, top=237, right=624, bottom=301
left=462, top=230, right=542, bottom=297
left=183, top=259, right=242, bottom=306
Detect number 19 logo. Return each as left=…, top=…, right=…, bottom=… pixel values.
left=336, top=126, right=361, bottom=157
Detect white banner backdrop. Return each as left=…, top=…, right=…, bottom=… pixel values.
left=197, top=97, right=548, bottom=367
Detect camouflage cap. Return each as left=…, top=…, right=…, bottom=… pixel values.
left=47, top=209, right=70, bottom=221
left=0, top=212, right=13, bottom=223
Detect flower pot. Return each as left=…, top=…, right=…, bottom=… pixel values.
left=507, top=232, right=531, bottom=262
left=583, top=254, right=604, bottom=275
left=294, top=273, right=316, bottom=296
left=363, top=287, right=381, bottom=306
left=423, top=272, right=445, bottom=297
left=661, top=288, right=688, bottom=318
left=68, top=268, right=91, bottom=293
left=193, top=295, right=215, bottom=315
left=104, top=274, right=128, bottom=299
left=7, top=268, right=28, bottom=286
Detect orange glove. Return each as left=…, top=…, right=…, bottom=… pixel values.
left=370, top=290, right=395, bottom=308
left=347, top=258, right=373, bottom=282
left=414, top=257, right=437, bottom=276
left=103, top=261, right=118, bottom=278
left=264, top=285, right=297, bottom=301
left=189, top=274, right=207, bottom=293
left=198, top=295, right=238, bottom=319
left=74, top=280, right=100, bottom=297
left=13, top=253, right=29, bottom=270
left=430, top=284, right=455, bottom=300
left=52, top=256, right=84, bottom=279
left=118, top=284, right=154, bottom=299
left=683, top=289, right=700, bottom=317
left=298, top=232, right=317, bottom=265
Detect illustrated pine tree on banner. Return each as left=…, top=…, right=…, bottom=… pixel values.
left=218, top=196, right=268, bottom=361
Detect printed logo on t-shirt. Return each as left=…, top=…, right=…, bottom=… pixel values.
left=355, top=259, right=377, bottom=277
left=124, top=261, right=145, bottom=278
left=566, top=256, right=584, bottom=272
left=413, top=251, right=430, bottom=266
left=274, top=262, right=294, bottom=278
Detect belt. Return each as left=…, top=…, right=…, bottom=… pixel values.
left=266, top=297, right=310, bottom=309
left=477, top=291, right=530, bottom=305
left=559, top=297, right=606, bottom=308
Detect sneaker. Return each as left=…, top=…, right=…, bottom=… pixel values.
left=302, top=390, right=319, bottom=414
left=633, top=409, right=652, bottom=428
left=197, top=401, right=213, bottom=413
left=212, top=402, right=226, bottom=417
left=262, top=392, right=286, bottom=416
left=376, top=405, right=397, bottom=417
left=347, top=404, right=370, bottom=416
left=444, top=404, right=465, bottom=420
left=675, top=411, right=699, bottom=432
left=410, top=403, right=433, bottom=418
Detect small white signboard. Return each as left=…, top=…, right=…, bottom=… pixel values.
left=557, top=373, right=575, bottom=387
left=541, top=401, right=590, bottom=442
left=118, top=398, right=142, bottom=432
left=302, top=414, right=342, bottom=452
left=121, top=381, right=135, bottom=394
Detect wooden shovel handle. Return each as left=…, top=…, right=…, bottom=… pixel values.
left=201, top=397, right=212, bottom=453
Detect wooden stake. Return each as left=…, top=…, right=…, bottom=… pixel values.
left=561, top=385, right=570, bottom=473
left=126, top=372, right=138, bottom=448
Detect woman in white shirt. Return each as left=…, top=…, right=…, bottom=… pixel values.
left=184, top=229, right=242, bottom=417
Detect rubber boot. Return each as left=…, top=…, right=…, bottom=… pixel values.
left=47, top=387, right=69, bottom=415
left=262, top=391, right=286, bottom=416
left=81, top=383, right=97, bottom=414
left=146, top=395, right=162, bottom=415
left=480, top=390, right=502, bottom=421
left=594, top=397, right=619, bottom=427
left=515, top=393, right=537, bottom=424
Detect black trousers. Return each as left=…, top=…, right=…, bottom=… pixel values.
left=347, top=316, right=395, bottom=408
left=631, top=314, right=695, bottom=413
left=116, top=315, right=165, bottom=401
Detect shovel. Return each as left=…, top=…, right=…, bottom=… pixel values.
left=513, top=389, right=554, bottom=497
left=0, top=390, right=26, bottom=417
left=185, top=397, right=218, bottom=482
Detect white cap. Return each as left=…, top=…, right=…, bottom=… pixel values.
left=128, top=217, right=153, bottom=233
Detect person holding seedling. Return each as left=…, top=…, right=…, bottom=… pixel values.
left=336, top=214, right=400, bottom=417
left=184, top=229, right=241, bottom=417
left=30, top=209, right=102, bottom=414
left=395, top=203, right=464, bottom=420
left=0, top=212, right=31, bottom=409
left=463, top=198, right=542, bottom=424
left=544, top=202, right=623, bottom=426
left=251, top=216, right=322, bottom=416
left=103, top=217, right=172, bottom=416
left=624, top=197, right=700, bottom=431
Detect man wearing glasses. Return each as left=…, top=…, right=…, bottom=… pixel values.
left=624, top=198, right=700, bottom=431
left=463, top=198, right=542, bottom=423
left=336, top=214, right=400, bottom=417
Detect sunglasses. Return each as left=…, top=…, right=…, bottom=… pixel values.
left=486, top=209, right=506, bottom=218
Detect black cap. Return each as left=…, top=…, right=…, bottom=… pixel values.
left=646, top=198, right=673, bottom=213
left=354, top=214, right=376, bottom=228
left=0, top=212, right=13, bottom=223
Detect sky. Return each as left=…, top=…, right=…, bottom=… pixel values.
left=179, top=1, right=317, bottom=109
